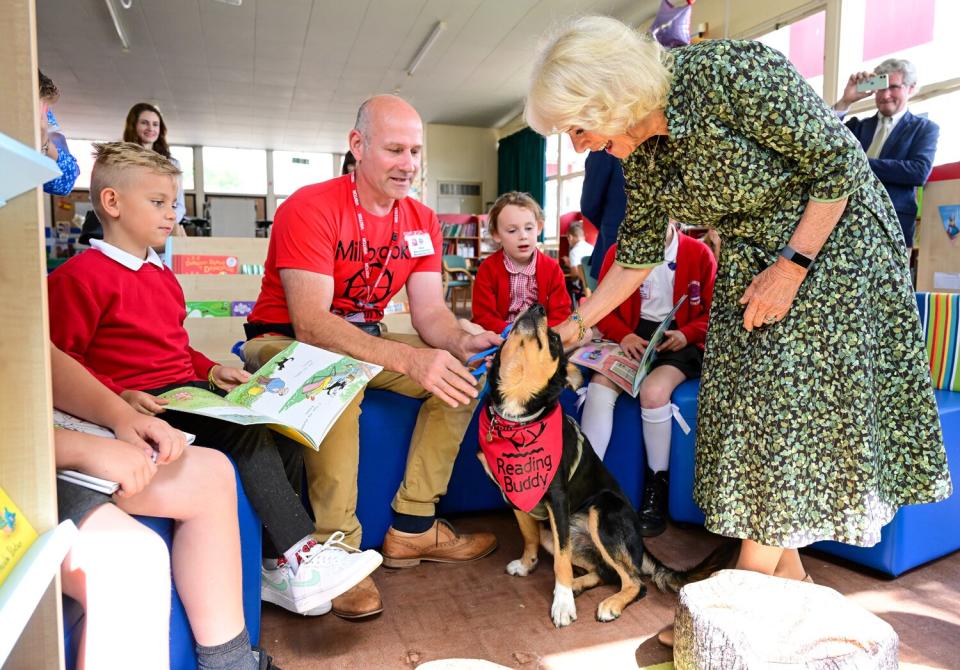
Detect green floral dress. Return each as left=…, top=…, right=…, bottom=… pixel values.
left=616, top=40, right=952, bottom=547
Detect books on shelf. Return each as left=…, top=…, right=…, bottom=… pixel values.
left=159, top=341, right=381, bottom=450
left=0, top=487, right=38, bottom=585
left=172, top=254, right=239, bottom=274
left=185, top=300, right=257, bottom=318
left=571, top=295, right=687, bottom=397
left=440, top=222, right=478, bottom=238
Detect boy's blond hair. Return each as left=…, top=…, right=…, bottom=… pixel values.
left=90, top=141, right=181, bottom=221
left=487, top=191, right=544, bottom=235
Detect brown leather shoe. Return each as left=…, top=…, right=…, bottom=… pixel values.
left=331, top=575, right=383, bottom=619
left=381, top=519, right=497, bottom=568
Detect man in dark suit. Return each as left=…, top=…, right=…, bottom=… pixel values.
left=581, top=149, right=626, bottom=280
left=834, top=59, right=939, bottom=248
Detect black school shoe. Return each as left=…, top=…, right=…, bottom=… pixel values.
left=638, top=469, right=669, bottom=537
left=253, top=646, right=281, bottom=670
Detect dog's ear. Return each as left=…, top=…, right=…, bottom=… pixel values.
left=565, top=363, right=583, bottom=390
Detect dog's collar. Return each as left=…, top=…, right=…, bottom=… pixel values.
left=486, top=403, right=547, bottom=427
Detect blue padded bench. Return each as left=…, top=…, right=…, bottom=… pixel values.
left=63, top=460, right=262, bottom=670
left=667, top=292, right=960, bottom=577
left=353, top=380, right=707, bottom=550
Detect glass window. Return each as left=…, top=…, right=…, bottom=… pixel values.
left=544, top=133, right=588, bottom=245
left=839, top=0, right=958, bottom=95
left=273, top=151, right=334, bottom=197
left=65, top=139, right=102, bottom=190
left=755, top=10, right=826, bottom=98
left=202, top=146, right=268, bottom=195
left=170, top=145, right=195, bottom=191
left=546, top=134, right=560, bottom=178
left=559, top=134, right=587, bottom=176
left=908, top=92, right=960, bottom=166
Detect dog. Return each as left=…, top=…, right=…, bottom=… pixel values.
left=478, top=304, right=734, bottom=628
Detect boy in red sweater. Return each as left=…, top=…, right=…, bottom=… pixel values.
left=48, top=142, right=380, bottom=619
left=580, top=223, right=717, bottom=537
left=471, top=192, right=571, bottom=332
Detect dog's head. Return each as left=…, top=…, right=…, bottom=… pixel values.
left=487, top=304, right=582, bottom=418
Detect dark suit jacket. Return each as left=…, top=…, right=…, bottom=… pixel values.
left=580, top=150, right=626, bottom=279
left=844, top=110, right=939, bottom=245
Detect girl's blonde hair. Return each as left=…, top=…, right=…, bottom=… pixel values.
left=488, top=192, right=544, bottom=235
left=525, top=15, right=672, bottom=137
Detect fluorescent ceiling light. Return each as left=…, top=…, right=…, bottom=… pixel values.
left=104, top=0, right=130, bottom=51
left=407, top=21, right=446, bottom=77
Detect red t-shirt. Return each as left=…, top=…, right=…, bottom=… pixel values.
left=250, top=175, right=441, bottom=325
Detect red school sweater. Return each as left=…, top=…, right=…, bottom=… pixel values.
left=596, top=233, right=717, bottom=349
left=48, top=249, right=217, bottom=394
left=471, top=249, right=572, bottom=333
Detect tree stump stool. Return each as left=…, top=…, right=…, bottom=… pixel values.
left=673, top=569, right=898, bottom=669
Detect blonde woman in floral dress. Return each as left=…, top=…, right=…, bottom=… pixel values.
left=526, top=15, right=951, bottom=645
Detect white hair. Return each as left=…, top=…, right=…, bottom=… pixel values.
left=525, top=15, right=673, bottom=137
left=875, top=58, right=918, bottom=87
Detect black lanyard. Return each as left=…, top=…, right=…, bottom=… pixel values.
left=350, top=172, right=399, bottom=309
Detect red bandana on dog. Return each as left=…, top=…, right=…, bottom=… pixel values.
left=479, top=403, right=563, bottom=513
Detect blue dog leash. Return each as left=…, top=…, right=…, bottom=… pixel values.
left=466, top=323, right=513, bottom=399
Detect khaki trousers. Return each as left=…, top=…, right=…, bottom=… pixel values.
left=242, top=332, right=479, bottom=548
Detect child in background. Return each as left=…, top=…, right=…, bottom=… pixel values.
left=565, top=220, right=595, bottom=300
left=580, top=223, right=716, bottom=536
left=38, top=70, right=79, bottom=196
left=48, top=142, right=381, bottom=618
left=51, top=344, right=276, bottom=670
left=471, top=191, right=571, bottom=333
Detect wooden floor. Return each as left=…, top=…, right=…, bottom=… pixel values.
left=261, top=511, right=960, bottom=669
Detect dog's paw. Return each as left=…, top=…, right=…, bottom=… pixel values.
left=551, top=584, right=577, bottom=628
left=596, top=596, right=623, bottom=622
left=506, top=558, right=536, bottom=576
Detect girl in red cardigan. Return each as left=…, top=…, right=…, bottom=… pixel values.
left=471, top=192, right=571, bottom=332
left=580, top=223, right=717, bottom=536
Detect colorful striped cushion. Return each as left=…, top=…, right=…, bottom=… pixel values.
left=916, top=292, right=960, bottom=392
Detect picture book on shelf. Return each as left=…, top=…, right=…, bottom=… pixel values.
left=571, top=295, right=687, bottom=397
left=172, top=254, right=239, bottom=274
left=0, top=486, right=38, bottom=584
left=159, top=342, right=382, bottom=450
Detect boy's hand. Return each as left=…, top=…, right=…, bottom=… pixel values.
left=211, top=365, right=251, bottom=391
left=657, top=330, right=688, bottom=352
left=120, top=389, right=169, bottom=415
left=620, top=333, right=648, bottom=360
left=114, top=413, right=187, bottom=465
left=98, top=439, right=158, bottom=498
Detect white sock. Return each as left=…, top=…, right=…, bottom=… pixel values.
left=641, top=403, right=673, bottom=473
left=581, top=382, right=619, bottom=460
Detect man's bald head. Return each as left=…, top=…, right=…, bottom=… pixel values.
left=354, top=95, right=421, bottom=146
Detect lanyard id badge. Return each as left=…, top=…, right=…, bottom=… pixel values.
left=404, top=230, right=434, bottom=258
left=350, top=173, right=399, bottom=311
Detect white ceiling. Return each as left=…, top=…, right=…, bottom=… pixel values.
left=37, top=0, right=660, bottom=153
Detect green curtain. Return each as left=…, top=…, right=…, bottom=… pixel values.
left=497, top=127, right=546, bottom=206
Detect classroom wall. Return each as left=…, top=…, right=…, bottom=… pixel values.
left=424, top=124, right=498, bottom=214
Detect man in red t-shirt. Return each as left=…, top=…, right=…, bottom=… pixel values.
left=245, top=95, right=501, bottom=618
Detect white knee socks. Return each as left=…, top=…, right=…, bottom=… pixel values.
left=580, top=382, right=619, bottom=459
left=641, top=403, right=673, bottom=473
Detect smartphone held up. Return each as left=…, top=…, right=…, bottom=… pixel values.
left=856, top=73, right=889, bottom=93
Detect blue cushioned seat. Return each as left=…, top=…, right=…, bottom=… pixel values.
left=64, top=459, right=262, bottom=670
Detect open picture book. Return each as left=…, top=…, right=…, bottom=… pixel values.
left=571, top=295, right=687, bottom=397
left=158, top=341, right=382, bottom=451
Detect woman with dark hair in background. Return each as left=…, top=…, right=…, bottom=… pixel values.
left=123, top=102, right=186, bottom=223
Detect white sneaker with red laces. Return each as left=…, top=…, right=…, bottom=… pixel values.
left=261, top=532, right=382, bottom=615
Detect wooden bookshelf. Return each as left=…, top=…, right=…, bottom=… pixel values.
left=0, top=3, right=65, bottom=668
